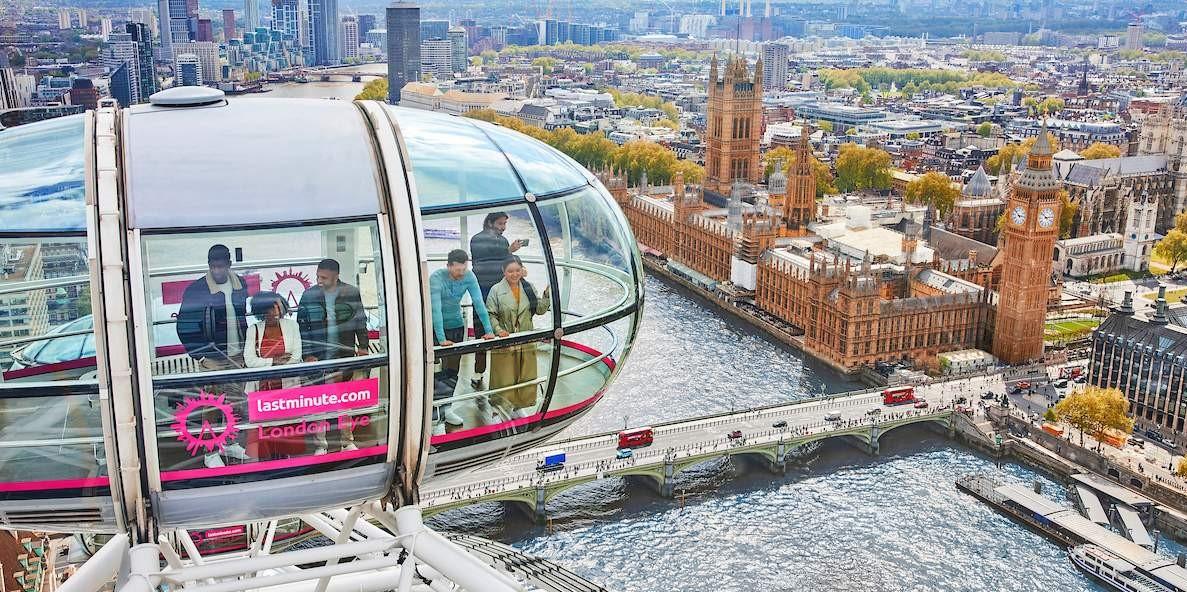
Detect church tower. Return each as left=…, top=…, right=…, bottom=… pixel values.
left=704, top=54, right=763, bottom=197
left=783, top=125, right=816, bottom=232
left=992, top=126, right=1062, bottom=364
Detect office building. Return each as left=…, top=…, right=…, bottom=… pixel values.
left=159, top=0, right=195, bottom=59
left=102, top=34, right=143, bottom=105
left=420, top=38, right=451, bottom=78
left=366, top=28, right=387, bottom=49
left=108, top=63, right=134, bottom=107
left=341, top=16, right=359, bottom=60
left=310, top=0, right=341, bottom=65
left=386, top=2, right=419, bottom=103
left=129, top=8, right=158, bottom=37
left=447, top=26, right=467, bottom=73
left=358, top=14, right=376, bottom=37
left=1090, top=290, right=1187, bottom=435
left=196, top=18, right=214, bottom=42
left=0, top=68, right=34, bottom=110
left=175, top=54, right=203, bottom=86
left=222, top=9, right=236, bottom=40
left=761, top=42, right=787, bottom=91
left=68, top=78, right=100, bottom=111
left=490, top=25, right=508, bottom=47
left=420, top=19, right=448, bottom=41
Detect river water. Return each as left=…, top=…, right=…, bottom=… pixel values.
left=244, top=81, right=1181, bottom=590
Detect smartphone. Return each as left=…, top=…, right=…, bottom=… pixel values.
left=519, top=238, right=530, bottom=246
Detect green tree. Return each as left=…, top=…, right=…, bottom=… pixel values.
left=834, top=144, right=892, bottom=192
left=1079, top=142, right=1121, bottom=160
left=1154, top=230, right=1187, bottom=272
left=845, top=127, right=857, bottom=136
left=532, top=56, right=557, bottom=71
left=1043, top=408, right=1058, bottom=422
left=1052, top=386, right=1134, bottom=448
left=976, top=122, right=994, bottom=137
left=905, top=131, right=921, bottom=140
left=354, top=78, right=388, bottom=101
left=1058, top=190, right=1077, bottom=239
left=903, top=171, right=960, bottom=218
left=816, top=119, right=834, bottom=133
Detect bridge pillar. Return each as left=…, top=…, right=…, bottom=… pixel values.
left=869, top=426, right=881, bottom=456
left=660, top=459, right=675, bottom=498
left=534, top=485, right=547, bottom=525
left=948, top=416, right=957, bottom=439
left=770, top=440, right=787, bottom=474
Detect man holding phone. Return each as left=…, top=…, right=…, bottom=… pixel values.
left=470, top=211, right=524, bottom=389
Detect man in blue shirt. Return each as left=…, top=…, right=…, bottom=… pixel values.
left=430, top=249, right=494, bottom=430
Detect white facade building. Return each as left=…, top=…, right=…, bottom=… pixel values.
left=172, top=41, right=221, bottom=83
left=1123, top=191, right=1161, bottom=272
left=420, top=39, right=451, bottom=79
left=341, top=16, right=359, bottom=60
left=1055, top=233, right=1125, bottom=278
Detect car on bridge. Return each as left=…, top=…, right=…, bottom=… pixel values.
left=727, top=430, right=743, bottom=440
left=825, top=411, right=842, bottom=422
left=615, top=448, right=633, bottom=460
left=772, top=420, right=788, bottom=429
left=913, top=400, right=929, bottom=409
left=865, top=408, right=882, bottom=416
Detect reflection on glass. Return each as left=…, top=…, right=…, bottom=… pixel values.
left=390, top=109, right=523, bottom=208
left=0, top=115, right=87, bottom=232
left=0, top=238, right=94, bottom=382
left=474, top=121, right=588, bottom=196
left=429, top=340, right=551, bottom=441
left=546, top=322, right=624, bottom=417
left=154, top=362, right=389, bottom=479
left=0, top=394, right=105, bottom=483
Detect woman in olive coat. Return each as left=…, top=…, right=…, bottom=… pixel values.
left=485, top=257, right=551, bottom=414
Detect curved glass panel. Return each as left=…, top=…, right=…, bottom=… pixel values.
left=537, top=186, right=637, bottom=326
left=473, top=120, right=589, bottom=196
left=389, top=108, right=524, bottom=207
left=139, top=220, right=392, bottom=487
left=543, top=315, right=636, bottom=421
left=0, top=115, right=86, bottom=233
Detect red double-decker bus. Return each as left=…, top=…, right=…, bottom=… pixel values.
left=618, top=427, right=654, bottom=449
left=882, top=386, right=915, bottom=406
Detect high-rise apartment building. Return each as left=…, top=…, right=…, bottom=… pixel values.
left=358, top=14, right=376, bottom=37
left=175, top=54, right=203, bottom=86
left=222, top=9, right=236, bottom=40
left=101, top=18, right=113, bottom=40
left=58, top=8, right=73, bottom=30
left=172, top=41, right=220, bottom=83
left=1125, top=22, right=1144, bottom=51
left=244, top=0, right=259, bottom=32
left=386, top=2, right=420, bottom=103
left=126, top=22, right=158, bottom=101
left=102, top=33, right=143, bottom=105
left=129, top=8, right=158, bottom=37
left=489, top=25, right=508, bottom=47
left=993, top=126, right=1061, bottom=364
left=704, top=55, right=763, bottom=196
left=447, top=26, right=467, bottom=73
left=0, top=68, right=34, bottom=110
left=760, top=42, right=788, bottom=91
left=159, top=0, right=195, bottom=59
left=420, top=38, right=451, bottom=78
left=272, top=0, right=300, bottom=39
left=341, top=16, right=359, bottom=60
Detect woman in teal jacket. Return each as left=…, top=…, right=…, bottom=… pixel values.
left=485, top=256, right=551, bottom=414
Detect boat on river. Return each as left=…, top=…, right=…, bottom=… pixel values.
left=1069, top=544, right=1175, bottom=592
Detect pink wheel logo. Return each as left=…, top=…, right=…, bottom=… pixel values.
left=172, top=391, right=239, bottom=456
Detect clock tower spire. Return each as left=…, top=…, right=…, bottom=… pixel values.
left=992, top=123, right=1062, bottom=364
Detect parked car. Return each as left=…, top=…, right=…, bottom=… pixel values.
left=615, top=448, right=633, bottom=459
left=727, top=430, right=743, bottom=440
left=913, top=400, right=929, bottom=409
left=772, top=420, right=788, bottom=429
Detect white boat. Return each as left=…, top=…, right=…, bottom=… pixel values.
left=1069, top=544, right=1173, bottom=592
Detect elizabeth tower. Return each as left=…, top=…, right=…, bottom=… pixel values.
left=992, top=127, right=1061, bottom=364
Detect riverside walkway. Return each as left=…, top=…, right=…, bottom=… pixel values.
left=421, top=370, right=1009, bottom=522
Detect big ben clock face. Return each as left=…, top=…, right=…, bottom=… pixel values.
left=1038, top=207, right=1056, bottom=229
left=1011, top=206, right=1027, bottom=226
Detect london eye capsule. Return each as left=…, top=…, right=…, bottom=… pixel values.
left=0, top=88, right=643, bottom=535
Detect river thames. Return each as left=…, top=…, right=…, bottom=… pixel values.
left=242, top=80, right=1181, bottom=590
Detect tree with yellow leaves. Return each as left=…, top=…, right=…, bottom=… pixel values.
left=984, top=133, right=1061, bottom=175
left=904, top=171, right=961, bottom=218
left=1079, top=142, right=1121, bottom=160
left=354, top=78, right=388, bottom=101
left=834, top=143, right=892, bottom=192
left=1052, top=386, right=1134, bottom=448
left=762, top=146, right=837, bottom=198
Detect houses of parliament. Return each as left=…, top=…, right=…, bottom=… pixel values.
left=602, top=55, right=1058, bottom=374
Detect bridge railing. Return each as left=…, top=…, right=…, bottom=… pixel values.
left=422, top=407, right=957, bottom=503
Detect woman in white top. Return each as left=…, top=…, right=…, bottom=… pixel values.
left=244, top=291, right=304, bottom=459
